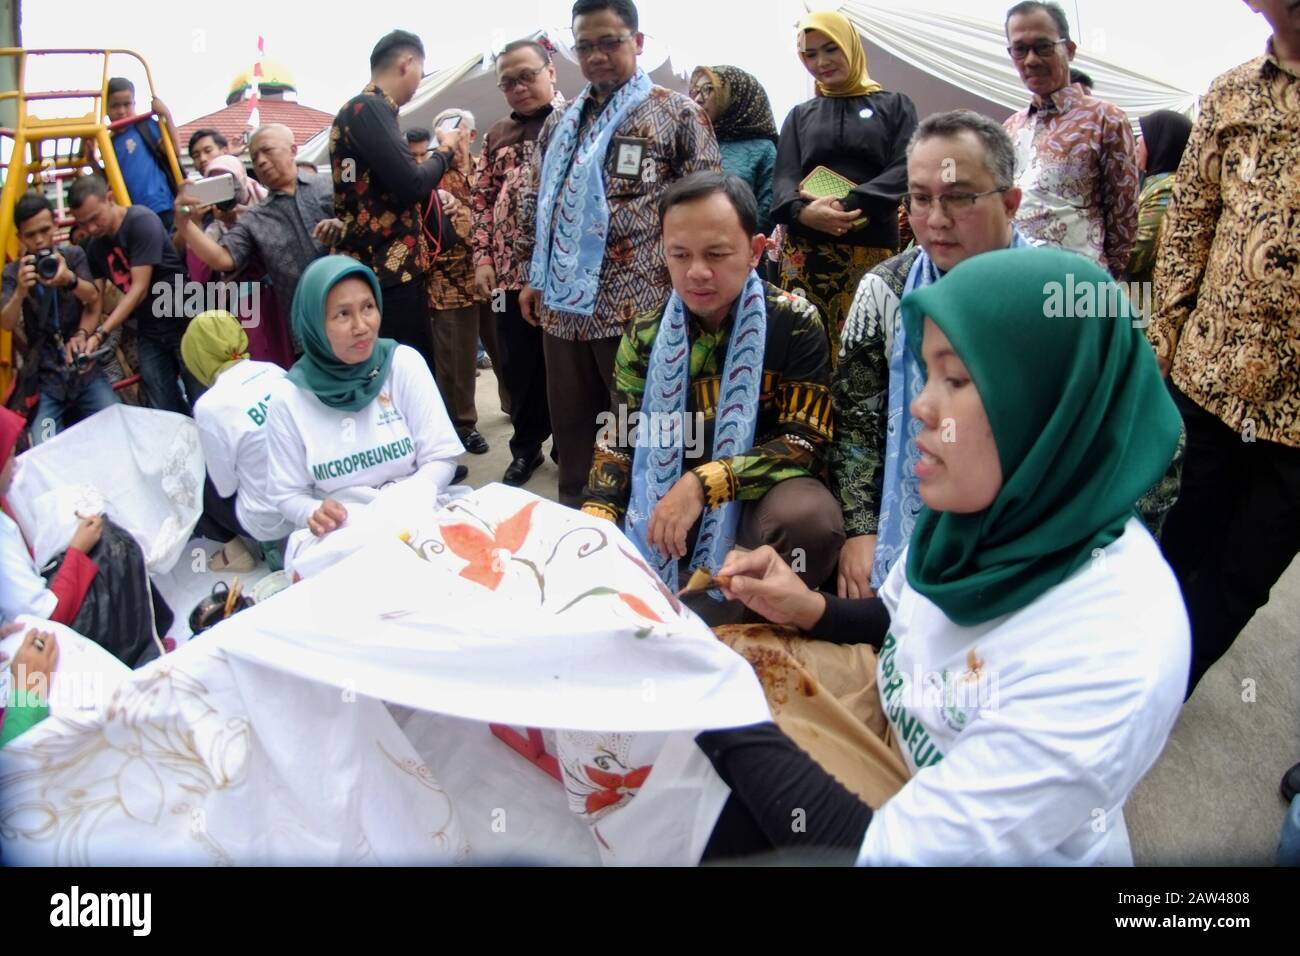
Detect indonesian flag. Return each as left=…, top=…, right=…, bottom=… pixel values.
left=245, top=35, right=264, bottom=135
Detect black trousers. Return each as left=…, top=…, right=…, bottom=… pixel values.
left=380, top=277, right=435, bottom=376
left=195, top=475, right=246, bottom=544
left=1160, top=384, right=1300, bottom=696
left=494, top=291, right=552, bottom=460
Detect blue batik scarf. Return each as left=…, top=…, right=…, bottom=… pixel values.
left=627, top=271, right=767, bottom=594
left=871, top=227, right=1031, bottom=588
left=528, top=69, right=653, bottom=317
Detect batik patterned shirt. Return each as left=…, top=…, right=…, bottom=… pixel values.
left=426, top=164, right=481, bottom=312
left=1004, top=83, right=1140, bottom=276
left=470, top=96, right=564, bottom=293
left=1149, top=44, right=1300, bottom=448
left=582, top=282, right=833, bottom=521
left=518, top=84, right=721, bottom=342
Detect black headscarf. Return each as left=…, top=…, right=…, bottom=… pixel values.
left=1138, top=110, right=1193, bottom=176
left=691, top=65, right=779, bottom=145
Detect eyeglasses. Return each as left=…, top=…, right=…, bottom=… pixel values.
left=1007, top=39, right=1069, bottom=61
left=498, top=67, right=545, bottom=92
left=573, top=34, right=634, bottom=59
left=903, top=188, right=1008, bottom=217
left=690, top=83, right=715, bottom=102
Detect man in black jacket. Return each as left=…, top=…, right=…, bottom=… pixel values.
left=330, top=29, right=470, bottom=374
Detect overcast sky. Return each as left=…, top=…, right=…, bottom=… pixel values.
left=19, top=0, right=1273, bottom=131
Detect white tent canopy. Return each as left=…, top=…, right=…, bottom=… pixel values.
left=841, top=2, right=1196, bottom=122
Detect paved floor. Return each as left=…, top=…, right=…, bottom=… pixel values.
left=465, top=366, right=1299, bottom=865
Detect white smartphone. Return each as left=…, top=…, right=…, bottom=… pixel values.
left=435, top=115, right=463, bottom=131
left=188, top=174, right=237, bottom=206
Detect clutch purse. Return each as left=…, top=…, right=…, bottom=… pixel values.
left=799, top=165, right=869, bottom=229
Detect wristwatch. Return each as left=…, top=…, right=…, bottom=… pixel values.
left=62, top=274, right=79, bottom=293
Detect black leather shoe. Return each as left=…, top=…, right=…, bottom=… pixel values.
left=453, top=464, right=469, bottom=484
left=503, top=451, right=545, bottom=486
left=1283, top=762, right=1300, bottom=803
left=463, top=431, right=489, bottom=455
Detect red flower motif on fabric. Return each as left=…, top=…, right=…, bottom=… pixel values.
left=582, top=763, right=652, bottom=815
left=440, top=501, right=539, bottom=590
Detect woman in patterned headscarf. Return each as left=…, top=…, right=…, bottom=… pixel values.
left=690, top=65, right=779, bottom=234
left=771, top=10, right=918, bottom=360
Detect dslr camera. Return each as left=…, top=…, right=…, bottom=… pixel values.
left=29, top=247, right=61, bottom=282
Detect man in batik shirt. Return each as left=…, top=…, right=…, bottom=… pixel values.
left=518, top=0, right=721, bottom=508
left=471, top=38, right=565, bottom=487
left=583, top=173, right=842, bottom=594
left=1002, top=1, right=1139, bottom=276
left=1149, top=0, right=1300, bottom=698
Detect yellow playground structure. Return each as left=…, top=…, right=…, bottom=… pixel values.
left=0, top=48, right=183, bottom=396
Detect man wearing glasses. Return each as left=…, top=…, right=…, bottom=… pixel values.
left=1002, top=1, right=1139, bottom=277
left=517, top=0, right=721, bottom=508
left=830, top=110, right=1181, bottom=600
left=470, top=39, right=565, bottom=487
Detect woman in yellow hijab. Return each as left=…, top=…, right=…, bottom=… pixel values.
left=180, top=310, right=294, bottom=572
left=771, top=10, right=917, bottom=358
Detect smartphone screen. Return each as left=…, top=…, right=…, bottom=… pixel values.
left=436, top=115, right=462, bottom=131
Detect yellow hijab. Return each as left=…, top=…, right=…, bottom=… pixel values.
left=181, top=310, right=250, bottom=388
left=798, top=11, right=883, bottom=98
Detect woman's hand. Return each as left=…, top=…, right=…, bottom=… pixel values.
left=718, top=545, right=826, bottom=630
left=308, top=499, right=348, bottom=538
left=68, top=514, right=103, bottom=554
left=798, top=190, right=860, bottom=238
left=8, top=628, right=59, bottom=702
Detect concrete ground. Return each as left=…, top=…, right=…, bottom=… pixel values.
left=465, top=365, right=1299, bottom=866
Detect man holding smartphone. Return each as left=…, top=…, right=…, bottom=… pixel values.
left=331, top=29, right=469, bottom=376
left=1, top=192, right=118, bottom=442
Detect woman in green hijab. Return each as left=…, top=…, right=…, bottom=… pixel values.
left=264, top=256, right=464, bottom=539
left=692, top=247, right=1190, bottom=866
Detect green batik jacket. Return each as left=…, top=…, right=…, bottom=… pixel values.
left=831, top=246, right=1186, bottom=541
left=582, top=281, right=833, bottom=522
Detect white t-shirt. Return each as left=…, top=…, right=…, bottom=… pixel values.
left=264, top=345, right=464, bottom=530
left=193, top=360, right=295, bottom=542
left=0, top=509, right=58, bottom=623
left=858, top=518, right=1189, bottom=866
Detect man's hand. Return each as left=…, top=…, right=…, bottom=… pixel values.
left=437, top=189, right=460, bottom=214
left=15, top=256, right=38, bottom=296
left=308, top=499, right=348, bottom=538
left=519, top=285, right=540, bottom=326
left=717, top=545, right=826, bottom=630
left=798, top=190, right=861, bottom=238
left=174, top=192, right=209, bottom=229
left=647, top=474, right=707, bottom=561
left=837, top=533, right=878, bottom=599
left=68, top=513, right=104, bottom=554
left=474, top=265, right=497, bottom=301
left=63, top=330, right=88, bottom=368
left=313, top=218, right=346, bottom=246
left=435, top=125, right=470, bottom=153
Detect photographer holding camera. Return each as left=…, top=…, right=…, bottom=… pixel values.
left=1, top=192, right=118, bottom=443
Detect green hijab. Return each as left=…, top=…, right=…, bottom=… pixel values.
left=899, top=246, right=1181, bottom=626
left=287, top=256, right=397, bottom=412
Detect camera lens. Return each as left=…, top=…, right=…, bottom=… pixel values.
left=35, top=250, right=60, bottom=281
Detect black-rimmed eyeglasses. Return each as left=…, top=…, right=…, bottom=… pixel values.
left=1007, top=39, right=1069, bottom=61
left=573, top=35, right=634, bottom=58
left=498, top=68, right=545, bottom=92
left=903, top=188, right=1009, bottom=217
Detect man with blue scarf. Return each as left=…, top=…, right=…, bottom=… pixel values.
left=582, top=173, right=842, bottom=609
left=831, top=110, right=1182, bottom=601
left=517, top=0, right=720, bottom=508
